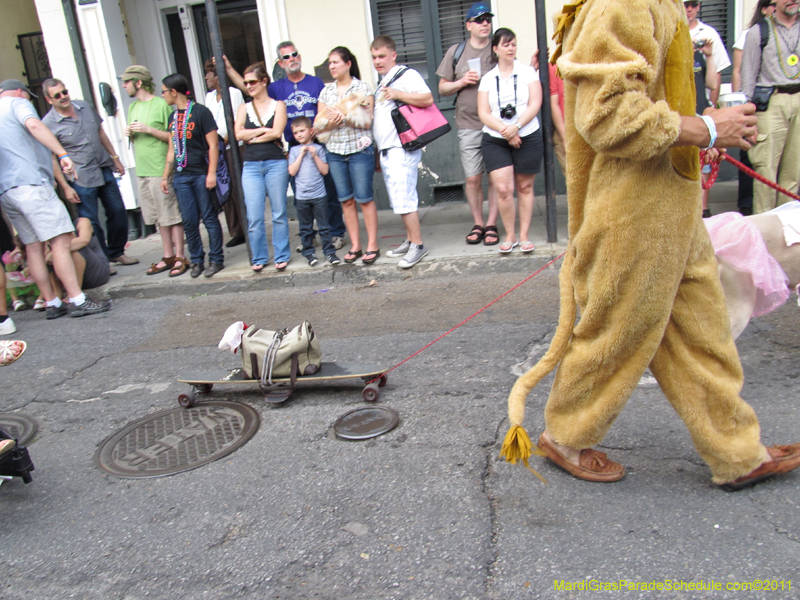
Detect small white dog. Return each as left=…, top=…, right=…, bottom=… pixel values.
left=707, top=202, right=800, bottom=339
left=313, top=92, right=372, bottom=145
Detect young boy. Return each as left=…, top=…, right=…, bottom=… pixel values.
left=288, top=117, right=339, bottom=266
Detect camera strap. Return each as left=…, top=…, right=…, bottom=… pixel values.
left=496, top=74, right=517, bottom=114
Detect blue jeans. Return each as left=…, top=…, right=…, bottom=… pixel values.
left=326, top=147, right=375, bottom=203
left=241, top=160, right=290, bottom=265
left=172, top=172, right=224, bottom=265
left=324, top=172, right=346, bottom=238
left=72, top=167, right=128, bottom=259
left=297, top=196, right=334, bottom=258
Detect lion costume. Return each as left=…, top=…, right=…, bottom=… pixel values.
left=501, top=0, right=770, bottom=484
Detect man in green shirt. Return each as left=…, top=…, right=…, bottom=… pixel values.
left=122, top=65, right=187, bottom=277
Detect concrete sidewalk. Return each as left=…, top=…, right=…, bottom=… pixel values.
left=106, top=182, right=739, bottom=298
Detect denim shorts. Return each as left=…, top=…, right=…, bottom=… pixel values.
left=326, top=146, right=375, bottom=204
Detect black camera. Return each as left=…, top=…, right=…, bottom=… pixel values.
left=500, top=104, right=516, bottom=119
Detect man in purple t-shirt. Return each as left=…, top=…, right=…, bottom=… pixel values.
left=268, top=42, right=345, bottom=246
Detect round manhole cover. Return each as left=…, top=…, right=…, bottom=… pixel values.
left=0, top=413, right=39, bottom=446
left=95, top=401, right=259, bottom=479
left=334, top=407, right=399, bottom=440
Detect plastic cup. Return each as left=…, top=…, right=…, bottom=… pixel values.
left=717, top=93, right=747, bottom=108
left=467, top=58, right=481, bottom=77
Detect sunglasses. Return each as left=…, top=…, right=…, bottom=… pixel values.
left=280, top=51, right=299, bottom=60
left=684, top=1, right=699, bottom=6
left=243, top=79, right=262, bottom=86
left=50, top=90, right=69, bottom=100
left=470, top=15, right=492, bottom=24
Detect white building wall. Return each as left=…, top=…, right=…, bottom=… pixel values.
left=33, top=0, right=82, bottom=96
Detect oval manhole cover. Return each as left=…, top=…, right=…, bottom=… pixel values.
left=0, top=413, right=39, bottom=446
left=95, top=401, right=259, bottom=479
left=334, top=407, right=399, bottom=440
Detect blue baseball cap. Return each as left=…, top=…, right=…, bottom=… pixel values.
left=465, top=2, right=493, bottom=22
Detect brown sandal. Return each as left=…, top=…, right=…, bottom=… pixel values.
left=147, top=256, right=175, bottom=275
left=168, top=257, right=189, bottom=277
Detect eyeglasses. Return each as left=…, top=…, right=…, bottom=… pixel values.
left=243, top=79, right=262, bottom=86
left=280, top=51, right=299, bottom=60
left=470, top=15, right=492, bottom=24
left=50, top=90, right=69, bottom=100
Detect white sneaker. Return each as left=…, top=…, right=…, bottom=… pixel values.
left=386, top=239, right=411, bottom=258
left=398, top=244, right=428, bottom=268
left=0, top=317, right=16, bottom=335
left=331, top=236, right=346, bottom=250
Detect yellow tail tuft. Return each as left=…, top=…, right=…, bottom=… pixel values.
left=499, top=426, right=548, bottom=484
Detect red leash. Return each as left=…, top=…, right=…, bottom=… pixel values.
left=370, top=252, right=567, bottom=383
left=722, top=153, right=800, bottom=201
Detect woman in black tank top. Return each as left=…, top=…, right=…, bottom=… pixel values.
left=235, top=62, right=291, bottom=272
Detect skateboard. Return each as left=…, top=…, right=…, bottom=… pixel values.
left=177, top=362, right=388, bottom=408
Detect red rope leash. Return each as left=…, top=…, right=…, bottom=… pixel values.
left=699, top=149, right=720, bottom=190
left=722, top=153, right=800, bottom=202
left=371, top=252, right=567, bottom=383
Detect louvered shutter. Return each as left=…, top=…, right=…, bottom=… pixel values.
left=374, top=0, right=430, bottom=78
left=438, top=0, right=474, bottom=56
left=700, top=0, right=729, bottom=48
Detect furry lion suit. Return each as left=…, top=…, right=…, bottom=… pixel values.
left=500, top=0, right=776, bottom=485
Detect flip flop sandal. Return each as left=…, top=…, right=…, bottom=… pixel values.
left=499, top=241, right=518, bottom=254
left=466, top=225, right=485, bottom=244
left=147, top=256, right=176, bottom=275
left=0, top=340, right=26, bottom=367
left=483, top=225, right=500, bottom=246
left=362, top=249, right=380, bottom=264
left=343, top=249, right=363, bottom=263
left=168, top=258, right=189, bottom=277
left=251, top=263, right=265, bottom=273
left=275, top=261, right=289, bottom=271
left=520, top=241, right=535, bottom=253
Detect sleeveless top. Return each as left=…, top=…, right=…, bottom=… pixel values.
left=242, top=101, right=285, bottom=162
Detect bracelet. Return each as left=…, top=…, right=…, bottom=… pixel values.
left=110, top=155, right=119, bottom=159
left=700, top=115, right=717, bottom=150
left=58, top=153, right=69, bottom=159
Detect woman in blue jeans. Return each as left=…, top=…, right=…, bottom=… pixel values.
left=234, top=62, right=290, bottom=271
left=160, top=74, right=224, bottom=278
left=315, top=47, right=378, bottom=265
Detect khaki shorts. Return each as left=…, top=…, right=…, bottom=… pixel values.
left=0, top=184, right=74, bottom=244
left=457, top=128, right=486, bottom=179
left=137, top=176, right=182, bottom=226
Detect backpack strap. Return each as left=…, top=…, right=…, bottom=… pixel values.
left=759, top=19, right=769, bottom=53
left=451, top=40, right=468, bottom=106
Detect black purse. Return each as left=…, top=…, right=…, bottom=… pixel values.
left=752, top=86, right=775, bottom=112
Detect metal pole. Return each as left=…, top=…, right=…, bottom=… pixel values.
left=534, top=0, right=558, bottom=244
left=206, top=0, right=252, bottom=262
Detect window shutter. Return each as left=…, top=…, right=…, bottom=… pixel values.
left=437, top=0, right=474, bottom=55
left=374, top=0, right=429, bottom=77
left=700, top=0, right=729, bottom=48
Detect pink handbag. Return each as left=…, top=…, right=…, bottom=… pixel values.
left=385, top=68, right=451, bottom=151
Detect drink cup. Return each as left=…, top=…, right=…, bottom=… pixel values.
left=717, top=93, right=748, bottom=108
left=467, top=58, right=481, bottom=77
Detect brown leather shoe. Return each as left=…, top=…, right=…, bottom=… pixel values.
left=538, top=433, right=625, bottom=483
left=720, top=444, right=800, bottom=492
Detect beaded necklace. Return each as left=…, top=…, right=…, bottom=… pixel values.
left=172, top=100, right=194, bottom=171
left=769, top=15, right=800, bottom=79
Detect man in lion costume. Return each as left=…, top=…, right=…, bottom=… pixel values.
left=501, top=0, right=800, bottom=491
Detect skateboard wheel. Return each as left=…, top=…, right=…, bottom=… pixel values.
left=378, top=374, right=388, bottom=388
left=203, top=383, right=213, bottom=394
left=362, top=382, right=380, bottom=403
left=178, top=390, right=196, bottom=408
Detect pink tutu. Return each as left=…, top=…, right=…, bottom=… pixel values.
left=705, top=213, right=790, bottom=317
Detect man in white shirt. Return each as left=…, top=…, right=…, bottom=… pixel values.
left=685, top=0, right=731, bottom=107
left=371, top=36, right=434, bottom=269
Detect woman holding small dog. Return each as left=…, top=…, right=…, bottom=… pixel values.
left=235, top=62, right=291, bottom=272
left=315, top=47, right=379, bottom=265
left=477, top=28, right=543, bottom=254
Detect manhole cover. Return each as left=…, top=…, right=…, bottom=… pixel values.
left=334, top=407, right=399, bottom=440
left=95, top=401, right=259, bottom=479
left=0, top=413, right=39, bottom=445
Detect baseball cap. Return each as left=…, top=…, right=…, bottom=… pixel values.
left=0, top=79, right=37, bottom=98
left=120, top=65, right=153, bottom=82
left=465, top=2, right=493, bottom=21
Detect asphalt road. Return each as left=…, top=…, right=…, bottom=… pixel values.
left=2, top=261, right=799, bottom=600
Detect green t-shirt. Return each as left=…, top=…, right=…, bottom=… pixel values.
left=127, top=97, right=173, bottom=177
